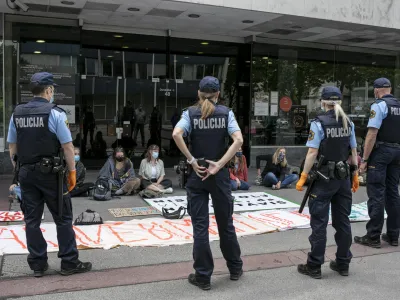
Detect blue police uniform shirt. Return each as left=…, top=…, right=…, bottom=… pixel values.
left=176, top=110, right=240, bottom=137
left=306, top=120, right=357, bottom=149
left=367, top=101, right=388, bottom=129
left=7, top=109, right=72, bottom=144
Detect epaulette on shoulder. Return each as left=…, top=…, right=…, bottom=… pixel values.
left=52, top=105, right=65, bottom=113
left=371, top=99, right=384, bottom=106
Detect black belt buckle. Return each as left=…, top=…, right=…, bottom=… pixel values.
left=40, top=158, right=53, bottom=174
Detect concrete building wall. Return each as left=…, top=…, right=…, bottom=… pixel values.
left=175, top=0, right=400, bottom=30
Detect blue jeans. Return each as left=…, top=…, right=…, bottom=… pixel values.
left=10, top=185, right=22, bottom=200
left=263, top=172, right=299, bottom=188
left=230, top=180, right=250, bottom=191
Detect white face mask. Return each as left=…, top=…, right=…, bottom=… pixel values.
left=320, top=102, right=325, bottom=111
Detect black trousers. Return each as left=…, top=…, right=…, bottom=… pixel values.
left=307, top=178, right=353, bottom=268
left=134, top=124, right=145, bottom=146
left=18, top=165, right=79, bottom=270
left=186, top=168, right=243, bottom=283
left=366, top=145, right=400, bottom=240
left=70, top=183, right=94, bottom=197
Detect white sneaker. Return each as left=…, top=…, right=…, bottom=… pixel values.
left=163, top=187, right=173, bottom=194
left=115, top=189, right=124, bottom=195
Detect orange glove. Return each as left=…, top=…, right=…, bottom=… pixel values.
left=296, top=172, right=308, bottom=191
left=352, top=173, right=359, bottom=193
left=67, top=169, right=76, bottom=192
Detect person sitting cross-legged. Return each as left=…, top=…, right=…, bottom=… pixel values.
left=256, top=147, right=299, bottom=190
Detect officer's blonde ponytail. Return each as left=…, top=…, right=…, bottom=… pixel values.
left=323, top=100, right=350, bottom=130
left=198, top=92, right=217, bottom=119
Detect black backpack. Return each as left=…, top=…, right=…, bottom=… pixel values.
left=93, top=177, right=112, bottom=201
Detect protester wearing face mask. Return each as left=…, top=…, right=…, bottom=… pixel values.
left=98, top=147, right=140, bottom=195
left=139, top=144, right=173, bottom=194
left=229, top=147, right=250, bottom=191
left=256, top=147, right=299, bottom=190
left=69, top=148, right=94, bottom=197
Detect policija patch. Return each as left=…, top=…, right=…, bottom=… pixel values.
left=308, top=130, right=315, bottom=141
left=370, top=110, right=376, bottom=119
left=65, top=119, right=69, bottom=128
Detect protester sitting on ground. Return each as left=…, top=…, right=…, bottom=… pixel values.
left=256, top=147, right=299, bottom=190
left=229, top=147, right=250, bottom=191
left=69, top=147, right=94, bottom=197
left=98, top=147, right=140, bottom=195
left=91, top=131, right=107, bottom=159
left=139, top=144, right=173, bottom=194
left=9, top=183, right=21, bottom=201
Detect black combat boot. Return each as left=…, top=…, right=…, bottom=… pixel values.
left=382, top=233, right=399, bottom=246
left=188, top=274, right=211, bottom=290
left=60, top=261, right=92, bottom=276
left=33, top=262, right=49, bottom=278
left=230, top=269, right=243, bottom=281
left=297, top=264, right=322, bottom=279
left=329, top=261, right=349, bottom=276
left=354, top=235, right=381, bottom=248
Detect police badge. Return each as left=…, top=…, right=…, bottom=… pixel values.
left=370, top=110, right=376, bottom=119
left=308, top=130, right=315, bottom=141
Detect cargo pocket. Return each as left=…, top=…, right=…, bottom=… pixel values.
left=308, top=194, right=322, bottom=216
left=366, top=168, right=384, bottom=185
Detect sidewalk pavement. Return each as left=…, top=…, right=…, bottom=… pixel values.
left=13, top=252, right=400, bottom=300
left=1, top=168, right=396, bottom=299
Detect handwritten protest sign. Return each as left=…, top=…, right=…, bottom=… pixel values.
left=0, top=211, right=44, bottom=222
left=0, top=214, right=276, bottom=255
left=144, top=192, right=299, bottom=215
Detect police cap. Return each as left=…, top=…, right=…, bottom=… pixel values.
left=30, top=72, right=58, bottom=87
left=199, top=76, right=220, bottom=93
left=373, top=77, right=391, bottom=88
left=321, top=86, right=342, bottom=100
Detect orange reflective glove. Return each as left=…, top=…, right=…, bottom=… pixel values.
left=352, top=173, right=359, bottom=193
left=67, top=169, right=76, bottom=192
left=296, top=172, right=308, bottom=191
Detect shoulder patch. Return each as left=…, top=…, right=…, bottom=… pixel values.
left=370, top=110, right=376, bottom=119
left=65, top=119, right=69, bottom=128
left=308, top=130, right=315, bottom=141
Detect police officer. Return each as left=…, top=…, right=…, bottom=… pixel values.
left=296, top=87, right=359, bottom=279
left=7, top=72, right=92, bottom=277
left=172, top=76, right=243, bottom=290
left=355, top=78, right=400, bottom=248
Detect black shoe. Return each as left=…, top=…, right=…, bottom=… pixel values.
left=354, top=235, right=381, bottom=248
left=33, top=263, right=49, bottom=278
left=230, top=269, right=243, bottom=281
left=329, top=261, right=349, bottom=276
left=297, top=264, right=321, bottom=279
left=188, top=274, right=211, bottom=290
left=382, top=233, right=399, bottom=246
left=60, top=261, right=92, bottom=276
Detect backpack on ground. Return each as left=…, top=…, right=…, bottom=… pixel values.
left=93, top=177, right=112, bottom=201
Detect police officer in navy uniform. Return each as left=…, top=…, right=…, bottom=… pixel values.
left=355, top=78, right=400, bottom=248
left=296, top=87, right=359, bottom=279
left=172, top=76, right=243, bottom=290
left=7, top=72, right=92, bottom=277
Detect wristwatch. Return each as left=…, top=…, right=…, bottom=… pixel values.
left=361, top=158, right=368, bottom=163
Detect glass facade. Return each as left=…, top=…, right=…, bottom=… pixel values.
left=1, top=14, right=399, bottom=169
left=251, top=42, right=398, bottom=148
